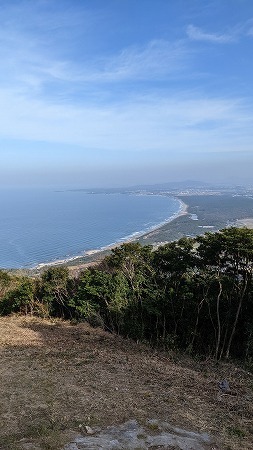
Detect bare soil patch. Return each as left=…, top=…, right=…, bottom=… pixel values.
left=0, top=315, right=252, bottom=449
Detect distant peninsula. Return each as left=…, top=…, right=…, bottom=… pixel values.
left=58, top=182, right=253, bottom=271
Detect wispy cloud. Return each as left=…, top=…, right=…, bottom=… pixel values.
left=92, top=39, right=189, bottom=82
left=0, top=0, right=252, bottom=187
left=0, top=36, right=190, bottom=94
left=0, top=85, right=252, bottom=155
left=0, top=2, right=103, bottom=94
left=187, top=25, right=235, bottom=43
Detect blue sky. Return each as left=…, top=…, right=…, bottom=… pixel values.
left=1, top=0, right=253, bottom=188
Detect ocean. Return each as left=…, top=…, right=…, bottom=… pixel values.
left=0, top=189, right=180, bottom=269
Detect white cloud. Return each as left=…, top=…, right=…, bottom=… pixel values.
left=187, top=25, right=235, bottom=43
left=0, top=16, right=190, bottom=98
left=0, top=87, right=252, bottom=155
left=0, top=2, right=252, bottom=168
left=92, top=39, right=189, bottom=82
left=248, top=26, right=253, bottom=36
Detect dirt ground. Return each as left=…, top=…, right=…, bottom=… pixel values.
left=0, top=315, right=252, bottom=449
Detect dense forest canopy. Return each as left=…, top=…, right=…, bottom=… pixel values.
left=1, top=227, right=253, bottom=363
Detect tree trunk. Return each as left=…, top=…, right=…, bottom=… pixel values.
left=215, top=280, right=222, bottom=361
left=225, top=274, right=248, bottom=359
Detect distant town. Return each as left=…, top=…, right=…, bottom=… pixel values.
left=71, top=180, right=253, bottom=199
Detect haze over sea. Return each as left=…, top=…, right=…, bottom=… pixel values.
left=0, top=189, right=180, bottom=269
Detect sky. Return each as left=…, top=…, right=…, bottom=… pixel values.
left=1, top=0, right=253, bottom=188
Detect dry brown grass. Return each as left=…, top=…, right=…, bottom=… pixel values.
left=0, top=315, right=252, bottom=449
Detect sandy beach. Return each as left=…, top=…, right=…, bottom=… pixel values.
left=31, top=193, right=253, bottom=274
left=33, top=198, right=188, bottom=272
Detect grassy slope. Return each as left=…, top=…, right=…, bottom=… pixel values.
left=0, top=315, right=253, bottom=450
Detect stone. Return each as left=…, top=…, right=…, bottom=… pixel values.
left=84, top=425, right=95, bottom=435
left=218, top=380, right=231, bottom=393
left=63, top=418, right=215, bottom=449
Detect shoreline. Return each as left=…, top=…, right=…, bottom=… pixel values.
left=5, top=192, right=253, bottom=274
left=141, top=198, right=188, bottom=242
left=33, top=197, right=188, bottom=271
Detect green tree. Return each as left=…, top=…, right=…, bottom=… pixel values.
left=197, top=227, right=253, bottom=359
left=0, top=276, right=36, bottom=315
left=70, top=268, right=114, bottom=327
left=105, top=243, right=154, bottom=339
left=0, top=270, right=13, bottom=299
left=40, top=267, right=73, bottom=317
left=152, top=238, right=195, bottom=348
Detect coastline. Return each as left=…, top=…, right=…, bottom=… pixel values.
left=141, top=198, right=188, bottom=242
left=8, top=193, right=253, bottom=274
left=33, top=197, right=188, bottom=271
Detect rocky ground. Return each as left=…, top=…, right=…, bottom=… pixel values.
left=63, top=419, right=215, bottom=449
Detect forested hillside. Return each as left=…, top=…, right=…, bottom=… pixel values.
left=1, top=227, right=253, bottom=363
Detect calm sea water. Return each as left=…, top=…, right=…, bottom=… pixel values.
left=0, top=189, right=180, bottom=269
